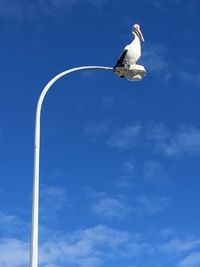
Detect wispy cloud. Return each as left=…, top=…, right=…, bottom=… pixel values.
left=91, top=196, right=131, bottom=220
left=141, top=40, right=200, bottom=87
left=107, top=124, right=142, bottom=149
left=87, top=0, right=108, bottom=9
left=114, top=175, right=134, bottom=188
left=85, top=120, right=200, bottom=158
left=146, top=121, right=170, bottom=147
left=150, top=124, right=200, bottom=157
left=0, top=238, right=29, bottom=267
left=142, top=43, right=170, bottom=73
left=39, top=224, right=150, bottom=266
left=0, top=212, right=26, bottom=237
left=0, top=0, right=107, bottom=25
left=84, top=121, right=109, bottom=141
left=133, top=195, right=171, bottom=216
left=0, top=212, right=19, bottom=229
left=178, top=251, right=200, bottom=267
left=114, top=159, right=135, bottom=188
left=0, top=221, right=149, bottom=267
left=178, top=70, right=200, bottom=87
left=75, top=224, right=131, bottom=248
left=159, top=227, right=177, bottom=238
left=144, top=160, right=169, bottom=185
left=166, top=126, right=200, bottom=156
left=159, top=238, right=200, bottom=254
left=146, top=122, right=200, bottom=157
left=40, top=225, right=150, bottom=267
left=115, top=158, right=170, bottom=189
left=83, top=187, right=107, bottom=199
left=121, top=159, right=135, bottom=174
left=40, top=185, right=71, bottom=219
left=88, top=187, right=169, bottom=220
left=2, top=208, right=200, bottom=267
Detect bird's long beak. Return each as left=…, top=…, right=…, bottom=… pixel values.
left=135, top=28, right=145, bottom=42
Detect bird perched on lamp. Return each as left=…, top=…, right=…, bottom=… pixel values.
left=114, top=24, right=146, bottom=80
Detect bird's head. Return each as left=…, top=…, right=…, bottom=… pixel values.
left=132, top=24, right=145, bottom=42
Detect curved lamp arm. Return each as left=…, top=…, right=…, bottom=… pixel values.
left=30, top=66, right=113, bottom=267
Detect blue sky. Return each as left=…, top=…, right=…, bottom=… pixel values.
left=1, top=0, right=200, bottom=266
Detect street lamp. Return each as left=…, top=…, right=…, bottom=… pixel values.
left=29, top=64, right=146, bottom=267
left=29, top=66, right=112, bottom=267
left=29, top=25, right=146, bottom=267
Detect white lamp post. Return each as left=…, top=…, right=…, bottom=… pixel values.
left=29, top=66, right=114, bottom=267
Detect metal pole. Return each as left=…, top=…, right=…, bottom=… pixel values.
left=29, top=66, right=113, bottom=267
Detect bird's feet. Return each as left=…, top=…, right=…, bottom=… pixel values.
left=113, top=63, right=125, bottom=72
left=113, top=63, right=128, bottom=78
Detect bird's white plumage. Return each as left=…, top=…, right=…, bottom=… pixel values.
left=123, top=32, right=141, bottom=65
left=116, top=24, right=144, bottom=67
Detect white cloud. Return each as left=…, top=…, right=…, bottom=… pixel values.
left=41, top=185, right=67, bottom=201
left=144, top=160, right=169, bottom=185
left=173, top=126, right=200, bottom=155
left=160, top=126, right=200, bottom=157
left=159, top=227, right=176, bottom=238
left=122, top=159, right=135, bottom=174
left=84, top=121, right=109, bottom=141
left=89, top=188, right=169, bottom=220
left=3, top=209, right=200, bottom=267
left=91, top=196, right=131, bottom=220
left=84, top=187, right=107, bottom=199
left=178, top=251, right=200, bottom=267
left=0, top=238, right=29, bottom=267
left=107, top=124, right=142, bottom=149
left=38, top=224, right=149, bottom=266
left=0, top=212, right=26, bottom=236
left=147, top=122, right=200, bottom=157
left=0, top=224, right=149, bottom=267
left=0, top=0, right=107, bottom=24
left=114, top=175, right=133, bottom=187
left=142, top=43, right=169, bottom=72
left=146, top=121, right=170, bottom=147
left=76, top=224, right=130, bottom=248
left=114, top=159, right=135, bottom=187
left=159, top=238, right=200, bottom=254
left=40, top=185, right=71, bottom=219
left=178, top=70, right=200, bottom=87
left=85, top=120, right=200, bottom=158
left=133, top=195, right=170, bottom=216
left=0, top=212, right=19, bottom=228
left=125, top=242, right=150, bottom=257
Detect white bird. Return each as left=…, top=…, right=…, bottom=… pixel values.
left=114, top=24, right=145, bottom=71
